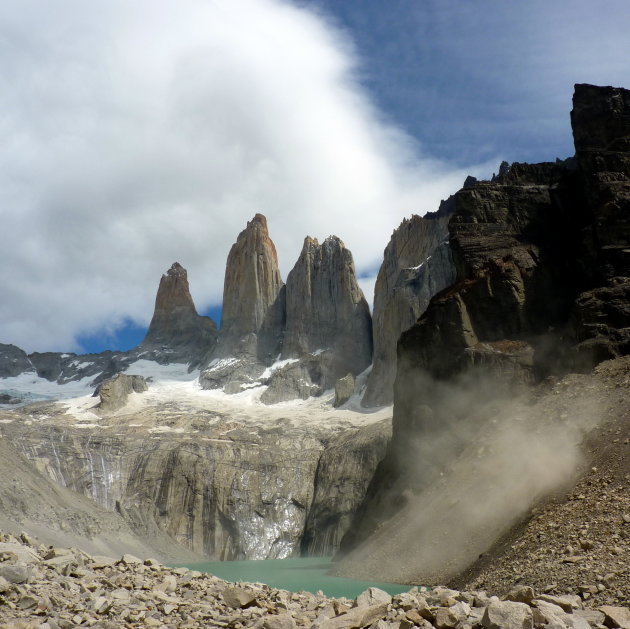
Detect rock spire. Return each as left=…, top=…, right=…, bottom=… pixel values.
left=283, top=235, right=372, bottom=377
left=216, top=214, right=284, bottom=357
left=140, top=262, right=217, bottom=364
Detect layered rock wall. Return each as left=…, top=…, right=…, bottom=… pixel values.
left=2, top=411, right=390, bottom=560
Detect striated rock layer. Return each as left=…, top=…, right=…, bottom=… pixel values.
left=0, top=396, right=390, bottom=561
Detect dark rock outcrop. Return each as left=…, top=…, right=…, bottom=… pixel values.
left=139, top=262, right=217, bottom=366
left=362, top=201, right=457, bottom=408
left=283, top=235, right=372, bottom=378
left=0, top=344, right=34, bottom=378
left=336, top=84, right=630, bottom=578
left=216, top=214, right=284, bottom=359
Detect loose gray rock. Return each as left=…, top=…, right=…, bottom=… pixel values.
left=481, top=601, right=534, bottom=629
left=505, top=586, right=536, bottom=605
left=96, top=373, right=148, bottom=412
left=0, top=563, right=30, bottom=584
left=334, top=373, right=355, bottom=408
left=222, top=586, right=257, bottom=609
left=262, top=614, right=297, bottom=629
left=355, top=587, right=392, bottom=608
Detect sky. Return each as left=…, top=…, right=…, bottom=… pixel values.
left=1, top=0, right=629, bottom=354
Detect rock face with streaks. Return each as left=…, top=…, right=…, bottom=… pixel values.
left=215, top=214, right=285, bottom=359
left=301, top=419, right=390, bottom=556
left=362, top=201, right=457, bottom=408
left=283, top=236, right=372, bottom=377
left=0, top=398, right=390, bottom=561
left=139, top=262, right=218, bottom=366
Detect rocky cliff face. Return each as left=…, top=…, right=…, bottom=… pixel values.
left=362, top=204, right=457, bottom=408
left=569, top=84, right=630, bottom=364
left=0, top=395, right=390, bottom=560
left=335, top=84, right=630, bottom=580
left=139, top=262, right=218, bottom=366
left=215, top=214, right=284, bottom=359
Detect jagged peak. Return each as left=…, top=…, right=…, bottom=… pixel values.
left=164, top=261, right=186, bottom=279
left=301, top=234, right=347, bottom=253
left=242, top=213, right=269, bottom=235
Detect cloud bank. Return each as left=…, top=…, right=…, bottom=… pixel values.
left=0, top=0, right=483, bottom=352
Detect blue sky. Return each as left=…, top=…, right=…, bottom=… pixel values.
left=1, top=0, right=629, bottom=354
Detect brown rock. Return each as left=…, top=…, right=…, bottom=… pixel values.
left=217, top=214, right=284, bottom=359
left=599, top=606, right=630, bottom=629
left=283, top=235, right=372, bottom=380
left=140, top=262, right=218, bottom=365
left=222, top=586, right=257, bottom=609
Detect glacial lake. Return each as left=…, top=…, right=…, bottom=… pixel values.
left=183, top=557, right=413, bottom=599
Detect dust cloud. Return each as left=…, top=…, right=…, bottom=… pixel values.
left=333, top=369, right=605, bottom=585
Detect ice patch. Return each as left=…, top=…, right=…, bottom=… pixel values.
left=0, top=372, right=94, bottom=406
left=205, top=357, right=238, bottom=371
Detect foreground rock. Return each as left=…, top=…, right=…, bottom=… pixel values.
left=1, top=530, right=628, bottom=629
left=94, top=373, right=148, bottom=412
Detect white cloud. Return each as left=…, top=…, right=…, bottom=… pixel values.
left=0, top=0, right=486, bottom=352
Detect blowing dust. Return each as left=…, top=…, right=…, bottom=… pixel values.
left=333, top=370, right=606, bottom=584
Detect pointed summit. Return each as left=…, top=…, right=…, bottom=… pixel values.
left=217, top=213, right=284, bottom=357
left=140, top=262, right=217, bottom=364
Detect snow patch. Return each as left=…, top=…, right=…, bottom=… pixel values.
left=260, top=358, right=299, bottom=379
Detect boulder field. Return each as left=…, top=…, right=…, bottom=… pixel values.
left=1, top=529, right=629, bottom=629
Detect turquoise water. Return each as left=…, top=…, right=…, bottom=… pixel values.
left=183, top=557, right=412, bottom=600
